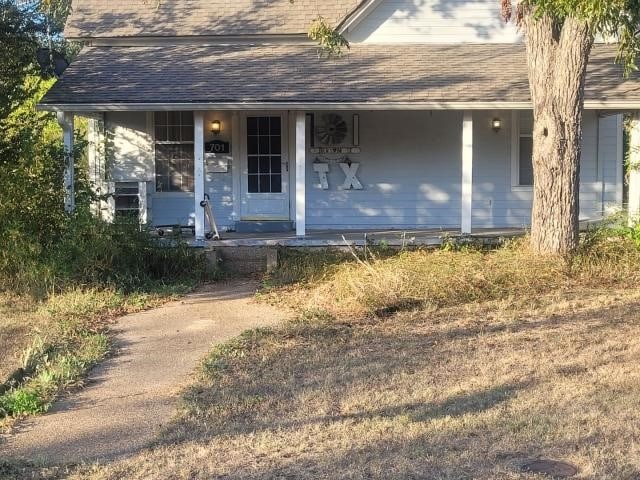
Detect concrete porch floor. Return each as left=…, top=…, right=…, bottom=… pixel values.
left=206, top=228, right=527, bottom=248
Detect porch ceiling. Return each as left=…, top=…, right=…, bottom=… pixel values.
left=39, top=43, right=640, bottom=111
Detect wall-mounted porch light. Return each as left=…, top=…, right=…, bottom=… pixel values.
left=492, top=118, right=502, bottom=133
left=211, top=120, right=222, bottom=135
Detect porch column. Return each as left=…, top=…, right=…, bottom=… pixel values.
left=231, top=112, right=241, bottom=221
left=295, top=111, right=306, bottom=237
left=194, top=111, right=206, bottom=241
left=629, top=112, right=640, bottom=225
left=57, top=112, right=75, bottom=213
left=461, top=111, right=473, bottom=234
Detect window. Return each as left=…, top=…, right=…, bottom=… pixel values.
left=247, top=116, right=282, bottom=193
left=114, top=182, right=140, bottom=221
left=513, top=111, right=534, bottom=187
left=154, top=112, right=194, bottom=192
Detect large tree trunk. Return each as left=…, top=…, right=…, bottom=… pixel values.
left=523, top=13, right=594, bottom=254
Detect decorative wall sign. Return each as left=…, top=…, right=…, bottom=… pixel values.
left=317, top=114, right=348, bottom=145
left=353, top=114, right=360, bottom=146
left=205, top=154, right=229, bottom=173
left=311, top=113, right=361, bottom=153
left=310, top=146, right=361, bottom=155
left=205, top=139, right=230, bottom=154
left=313, top=163, right=330, bottom=190
left=339, top=162, right=363, bottom=190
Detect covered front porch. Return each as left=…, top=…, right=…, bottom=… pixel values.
left=39, top=43, right=640, bottom=240
left=53, top=106, right=629, bottom=244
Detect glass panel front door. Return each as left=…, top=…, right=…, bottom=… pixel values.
left=241, top=115, right=290, bottom=220
left=247, top=116, right=282, bottom=193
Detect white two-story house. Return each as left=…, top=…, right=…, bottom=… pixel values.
left=39, top=0, right=640, bottom=241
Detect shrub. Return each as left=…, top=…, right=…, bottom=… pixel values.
left=0, top=212, right=214, bottom=298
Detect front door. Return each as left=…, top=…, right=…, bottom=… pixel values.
left=241, top=115, right=290, bottom=220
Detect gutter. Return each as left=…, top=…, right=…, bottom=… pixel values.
left=69, top=34, right=314, bottom=47
left=37, top=101, right=640, bottom=113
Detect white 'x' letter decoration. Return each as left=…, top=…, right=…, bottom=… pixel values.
left=338, top=162, right=363, bottom=190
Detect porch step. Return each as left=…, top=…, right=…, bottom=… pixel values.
left=206, top=247, right=278, bottom=275
left=235, top=221, right=294, bottom=234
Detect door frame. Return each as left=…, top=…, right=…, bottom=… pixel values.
left=237, top=111, right=292, bottom=221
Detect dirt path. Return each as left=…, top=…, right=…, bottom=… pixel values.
left=0, top=280, right=290, bottom=465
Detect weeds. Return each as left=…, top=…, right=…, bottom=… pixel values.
left=0, top=285, right=196, bottom=422
left=267, top=224, right=640, bottom=319
left=0, top=213, right=214, bottom=299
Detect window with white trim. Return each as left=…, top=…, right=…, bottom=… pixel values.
left=513, top=111, right=534, bottom=187
left=154, top=112, right=194, bottom=192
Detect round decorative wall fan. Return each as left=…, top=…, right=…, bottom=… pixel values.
left=316, top=114, right=348, bottom=145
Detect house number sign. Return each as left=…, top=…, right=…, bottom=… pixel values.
left=313, top=162, right=363, bottom=190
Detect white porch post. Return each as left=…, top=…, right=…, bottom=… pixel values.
left=138, top=181, right=148, bottom=225
left=461, top=111, right=473, bottom=234
left=628, top=112, right=640, bottom=225
left=194, top=111, right=206, bottom=241
left=57, top=112, right=75, bottom=213
left=231, top=112, right=241, bottom=222
left=295, top=111, right=306, bottom=237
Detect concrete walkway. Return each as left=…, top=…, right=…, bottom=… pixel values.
left=0, top=281, right=289, bottom=465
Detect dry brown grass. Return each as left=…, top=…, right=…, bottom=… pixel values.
left=0, top=290, right=172, bottom=384
left=0, top=288, right=188, bottom=425
left=60, top=288, right=640, bottom=480
left=9, top=235, right=640, bottom=479
left=0, top=295, right=43, bottom=381
left=265, top=237, right=640, bottom=319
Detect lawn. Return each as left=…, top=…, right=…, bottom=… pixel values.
left=0, top=287, right=192, bottom=424
left=37, top=232, right=640, bottom=480
left=0, top=295, right=39, bottom=382
left=0, top=215, right=213, bottom=424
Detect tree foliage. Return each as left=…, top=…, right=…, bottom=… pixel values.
left=308, top=16, right=350, bottom=58
left=0, top=1, right=44, bottom=119
left=0, top=0, right=73, bottom=162
left=503, top=0, right=640, bottom=74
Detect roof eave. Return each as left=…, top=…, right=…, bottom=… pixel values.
left=337, top=0, right=384, bottom=33
left=65, top=33, right=312, bottom=46
left=38, top=101, right=640, bottom=113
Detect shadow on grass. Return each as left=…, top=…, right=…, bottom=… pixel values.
left=142, top=295, right=640, bottom=479
left=165, top=317, right=533, bottom=442
left=6, top=292, right=639, bottom=479
left=276, top=381, right=528, bottom=428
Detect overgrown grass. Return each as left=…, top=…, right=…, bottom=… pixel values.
left=0, top=213, right=219, bottom=423
left=56, top=225, right=640, bottom=480
left=264, top=229, right=640, bottom=319
left=0, top=213, right=213, bottom=298
left=0, top=286, right=193, bottom=422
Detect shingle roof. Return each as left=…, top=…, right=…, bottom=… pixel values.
left=40, top=44, right=640, bottom=108
left=65, top=0, right=363, bottom=38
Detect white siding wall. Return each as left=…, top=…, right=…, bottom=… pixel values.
left=471, top=110, right=618, bottom=228
left=203, top=111, right=235, bottom=229
left=102, top=109, right=622, bottom=232
left=104, top=112, right=153, bottom=222
left=105, top=112, right=154, bottom=181
left=600, top=115, right=624, bottom=212
left=306, top=110, right=622, bottom=231
left=346, top=0, right=521, bottom=44
left=102, top=111, right=236, bottom=229
left=306, top=110, right=463, bottom=229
